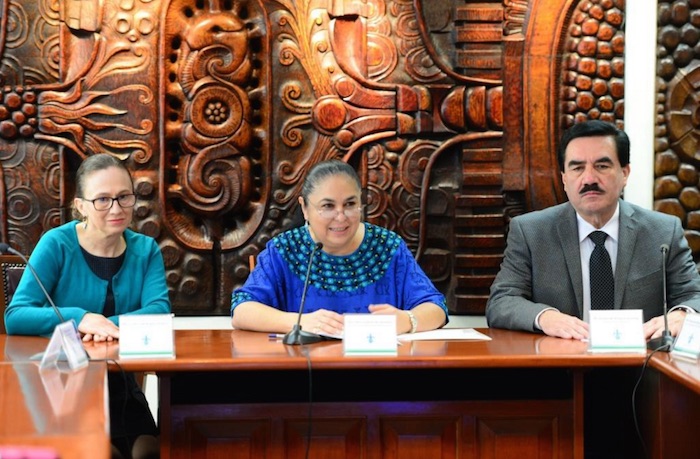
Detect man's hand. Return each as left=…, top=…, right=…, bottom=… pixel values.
left=539, top=309, right=590, bottom=340
left=644, top=309, right=688, bottom=340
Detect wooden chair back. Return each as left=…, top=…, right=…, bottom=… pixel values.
left=0, top=255, right=26, bottom=334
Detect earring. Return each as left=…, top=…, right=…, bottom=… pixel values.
left=83, top=216, right=88, bottom=230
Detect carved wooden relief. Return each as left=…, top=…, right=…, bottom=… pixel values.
left=655, top=0, right=700, bottom=260
left=0, top=0, right=626, bottom=315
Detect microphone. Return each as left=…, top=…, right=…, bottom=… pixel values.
left=0, top=243, right=66, bottom=323
left=283, top=242, right=324, bottom=345
left=647, top=244, right=674, bottom=351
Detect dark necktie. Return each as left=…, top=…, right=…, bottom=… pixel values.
left=589, top=231, right=614, bottom=309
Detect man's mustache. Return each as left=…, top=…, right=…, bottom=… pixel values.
left=580, top=183, right=602, bottom=194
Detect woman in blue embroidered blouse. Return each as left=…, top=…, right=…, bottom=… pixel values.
left=231, top=159, right=448, bottom=336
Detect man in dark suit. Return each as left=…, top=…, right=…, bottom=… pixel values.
left=486, top=120, right=700, bottom=341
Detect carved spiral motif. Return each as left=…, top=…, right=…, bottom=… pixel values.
left=5, top=3, right=29, bottom=48
left=393, top=0, right=444, bottom=83
left=6, top=186, right=40, bottom=225
left=41, top=208, right=62, bottom=233
left=6, top=229, right=32, bottom=256
left=40, top=35, right=61, bottom=80
left=38, top=144, right=61, bottom=200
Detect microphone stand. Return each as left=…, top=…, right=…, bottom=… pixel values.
left=647, top=244, right=674, bottom=351
left=283, top=242, right=324, bottom=345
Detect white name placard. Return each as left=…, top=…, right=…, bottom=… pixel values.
left=40, top=319, right=90, bottom=371
left=589, top=309, right=646, bottom=353
left=343, top=314, right=397, bottom=356
left=672, top=313, right=700, bottom=360
left=119, top=314, right=175, bottom=360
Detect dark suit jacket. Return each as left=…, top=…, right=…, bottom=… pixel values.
left=486, top=200, right=700, bottom=332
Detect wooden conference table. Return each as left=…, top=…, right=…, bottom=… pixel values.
left=2, top=328, right=699, bottom=459
left=0, top=350, right=110, bottom=458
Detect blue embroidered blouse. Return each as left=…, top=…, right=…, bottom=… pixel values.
left=231, top=223, right=448, bottom=316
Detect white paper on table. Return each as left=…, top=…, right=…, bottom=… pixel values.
left=398, top=328, right=491, bottom=342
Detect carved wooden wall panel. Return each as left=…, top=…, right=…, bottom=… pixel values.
left=0, top=0, right=626, bottom=315
left=655, top=0, right=700, bottom=262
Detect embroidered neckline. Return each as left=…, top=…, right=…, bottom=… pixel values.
left=273, top=223, right=401, bottom=291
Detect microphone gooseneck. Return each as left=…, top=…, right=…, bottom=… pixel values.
left=647, top=243, right=673, bottom=351
left=283, top=242, right=324, bottom=345
left=0, top=243, right=66, bottom=323
left=2, top=242, right=90, bottom=372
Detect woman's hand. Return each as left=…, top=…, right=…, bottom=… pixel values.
left=370, top=302, right=447, bottom=334
left=300, top=309, right=344, bottom=336
left=368, top=303, right=410, bottom=333
left=78, top=313, right=120, bottom=342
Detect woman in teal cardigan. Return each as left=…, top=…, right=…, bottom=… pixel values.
left=5, top=224, right=170, bottom=336
left=5, top=153, right=170, bottom=459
